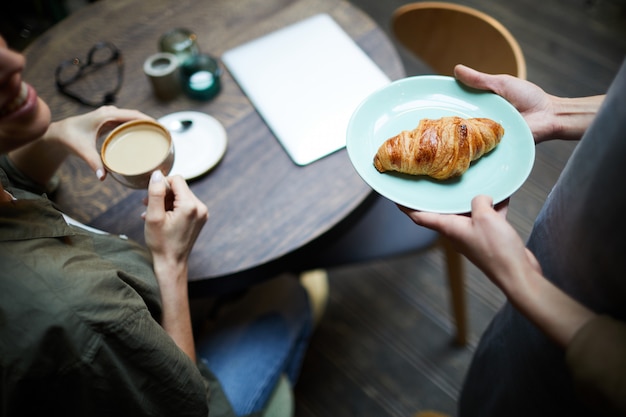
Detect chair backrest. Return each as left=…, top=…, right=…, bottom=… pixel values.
left=391, top=2, right=526, bottom=79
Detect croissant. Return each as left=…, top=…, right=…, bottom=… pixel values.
left=373, top=116, right=504, bottom=180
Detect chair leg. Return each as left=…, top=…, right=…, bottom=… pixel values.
left=440, top=237, right=467, bottom=346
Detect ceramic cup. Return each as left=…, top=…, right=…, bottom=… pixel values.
left=101, top=120, right=175, bottom=188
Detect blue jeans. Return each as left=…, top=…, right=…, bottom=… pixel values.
left=196, top=274, right=313, bottom=416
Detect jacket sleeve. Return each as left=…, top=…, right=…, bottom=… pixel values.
left=72, top=291, right=234, bottom=417
left=566, top=315, right=626, bottom=416
left=6, top=306, right=216, bottom=417
left=84, top=307, right=213, bottom=417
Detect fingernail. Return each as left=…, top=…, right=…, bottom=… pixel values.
left=150, top=170, right=163, bottom=183
left=96, top=169, right=105, bottom=181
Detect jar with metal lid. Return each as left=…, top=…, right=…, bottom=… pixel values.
left=159, top=28, right=200, bottom=64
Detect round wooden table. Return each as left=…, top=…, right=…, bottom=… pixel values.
left=22, top=0, right=405, bottom=294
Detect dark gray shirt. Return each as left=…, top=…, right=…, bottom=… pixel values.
left=460, top=60, right=626, bottom=416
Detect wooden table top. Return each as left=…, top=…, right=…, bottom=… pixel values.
left=22, top=0, right=405, bottom=288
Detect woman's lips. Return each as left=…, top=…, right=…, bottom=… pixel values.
left=0, top=82, right=37, bottom=121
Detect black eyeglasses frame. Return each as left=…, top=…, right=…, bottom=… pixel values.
left=55, top=41, right=124, bottom=107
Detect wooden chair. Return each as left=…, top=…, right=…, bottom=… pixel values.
left=391, top=1, right=527, bottom=79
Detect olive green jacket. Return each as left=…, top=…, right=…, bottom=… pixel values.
left=0, top=156, right=235, bottom=417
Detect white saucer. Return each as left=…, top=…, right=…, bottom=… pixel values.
left=158, top=111, right=227, bottom=180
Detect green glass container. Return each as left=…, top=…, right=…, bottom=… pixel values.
left=179, top=53, right=222, bottom=101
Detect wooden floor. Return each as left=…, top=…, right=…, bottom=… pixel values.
left=293, top=1, right=626, bottom=416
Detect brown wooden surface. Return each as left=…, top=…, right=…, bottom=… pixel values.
left=22, top=0, right=405, bottom=283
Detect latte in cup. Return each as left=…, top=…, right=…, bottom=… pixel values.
left=102, top=120, right=174, bottom=188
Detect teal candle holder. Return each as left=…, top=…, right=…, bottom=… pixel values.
left=179, top=53, right=222, bottom=101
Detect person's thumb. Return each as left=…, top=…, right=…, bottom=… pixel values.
left=145, top=170, right=167, bottom=220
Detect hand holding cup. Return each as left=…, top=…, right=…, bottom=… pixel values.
left=101, top=120, right=175, bottom=188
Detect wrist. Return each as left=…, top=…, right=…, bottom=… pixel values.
left=41, top=119, right=62, bottom=141
left=550, top=95, right=604, bottom=141
left=153, top=256, right=187, bottom=279
left=152, top=256, right=189, bottom=289
left=506, top=269, right=595, bottom=347
left=505, top=267, right=543, bottom=306
left=39, top=120, right=69, bottom=152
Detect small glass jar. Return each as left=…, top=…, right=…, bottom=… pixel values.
left=158, top=28, right=200, bottom=64
left=179, top=53, right=222, bottom=101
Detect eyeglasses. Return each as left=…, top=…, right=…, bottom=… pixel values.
left=55, top=42, right=124, bottom=107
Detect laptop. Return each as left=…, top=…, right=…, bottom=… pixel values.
left=222, top=13, right=390, bottom=166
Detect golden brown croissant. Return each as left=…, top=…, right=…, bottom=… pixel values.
left=373, top=116, right=504, bottom=180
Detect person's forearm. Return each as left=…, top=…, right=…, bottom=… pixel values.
left=504, top=269, right=596, bottom=348
left=7, top=120, right=70, bottom=186
left=549, top=95, right=605, bottom=142
left=153, top=260, right=197, bottom=362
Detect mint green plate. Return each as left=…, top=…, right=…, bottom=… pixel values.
left=346, top=76, right=535, bottom=214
